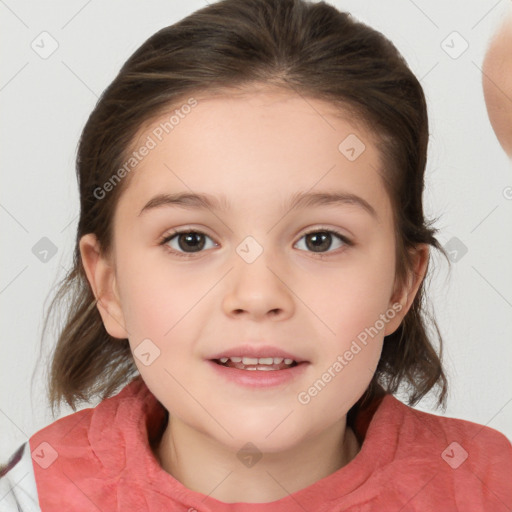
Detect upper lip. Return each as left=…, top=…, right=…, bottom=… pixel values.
left=208, top=344, right=308, bottom=363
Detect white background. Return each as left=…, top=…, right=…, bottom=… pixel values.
left=1, top=0, right=511, bottom=462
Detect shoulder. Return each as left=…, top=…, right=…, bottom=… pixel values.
left=13, top=377, right=153, bottom=510
left=378, top=395, right=512, bottom=505
left=0, top=442, right=41, bottom=511
left=389, top=395, right=512, bottom=459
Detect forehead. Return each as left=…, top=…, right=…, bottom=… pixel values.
left=116, top=86, right=392, bottom=222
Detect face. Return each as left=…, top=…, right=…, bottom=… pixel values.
left=81, top=85, right=426, bottom=454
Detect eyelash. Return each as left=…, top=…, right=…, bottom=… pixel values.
left=159, top=227, right=354, bottom=259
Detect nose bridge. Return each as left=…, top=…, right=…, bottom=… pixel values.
left=222, top=233, right=294, bottom=318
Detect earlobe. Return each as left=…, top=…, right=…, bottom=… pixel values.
left=79, top=233, right=129, bottom=339
left=384, top=244, right=430, bottom=336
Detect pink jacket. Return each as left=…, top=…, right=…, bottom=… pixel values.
left=1, top=376, right=511, bottom=511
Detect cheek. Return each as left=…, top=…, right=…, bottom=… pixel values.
left=301, top=251, right=394, bottom=402
left=115, top=249, right=204, bottom=339
left=308, top=252, right=395, bottom=336
left=120, top=277, right=173, bottom=338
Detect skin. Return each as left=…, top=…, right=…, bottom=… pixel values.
left=80, top=84, right=429, bottom=503
left=482, top=9, right=512, bottom=159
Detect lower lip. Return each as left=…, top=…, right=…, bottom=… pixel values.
left=206, top=360, right=309, bottom=388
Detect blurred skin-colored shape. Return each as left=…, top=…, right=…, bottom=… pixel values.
left=482, top=11, right=512, bottom=159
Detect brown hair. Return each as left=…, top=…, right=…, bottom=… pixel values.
left=39, top=0, right=450, bottom=418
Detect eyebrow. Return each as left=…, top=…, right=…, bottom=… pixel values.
left=138, top=190, right=378, bottom=219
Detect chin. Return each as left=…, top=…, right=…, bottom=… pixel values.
left=208, top=414, right=309, bottom=453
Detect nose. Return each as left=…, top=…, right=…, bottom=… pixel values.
left=222, top=249, right=295, bottom=321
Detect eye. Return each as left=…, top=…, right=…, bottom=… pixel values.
left=160, top=229, right=217, bottom=258
left=294, top=228, right=353, bottom=256
left=159, top=227, right=353, bottom=259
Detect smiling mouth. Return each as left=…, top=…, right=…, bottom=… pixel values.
left=212, top=356, right=301, bottom=371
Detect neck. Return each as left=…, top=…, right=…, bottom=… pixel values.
left=155, top=415, right=360, bottom=504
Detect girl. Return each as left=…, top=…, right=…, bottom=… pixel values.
left=1, top=0, right=511, bottom=510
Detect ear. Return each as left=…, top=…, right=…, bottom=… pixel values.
left=384, top=243, right=430, bottom=336
left=79, top=233, right=129, bottom=339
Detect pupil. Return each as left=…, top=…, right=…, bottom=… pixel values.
left=307, top=232, right=331, bottom=252
left=179, top=232, right=205, bottom=252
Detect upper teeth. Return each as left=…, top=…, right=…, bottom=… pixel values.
left=219, top=356, right=295, bottom=365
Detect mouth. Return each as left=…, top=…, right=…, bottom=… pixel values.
left=211, top=356, right=303, bottom=371
left=207, top=356, right=309, bottom=388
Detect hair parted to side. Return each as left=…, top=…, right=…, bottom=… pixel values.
left=41, top=0, right=450, bottom=418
